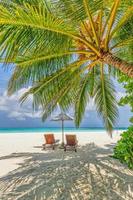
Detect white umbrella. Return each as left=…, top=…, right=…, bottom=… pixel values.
left=51, top=112, right=73, bottom=146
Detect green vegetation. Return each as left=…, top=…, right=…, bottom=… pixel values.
left=113, top=74, right=133, bottom=169
left=119, top=75, right=133, bottom=124
left=113, top=126, right=133, bottom=169
left=0, top=0, right=133, bottom=136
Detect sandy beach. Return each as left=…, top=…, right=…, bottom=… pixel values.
left=0, top=131, right=133, bottom=200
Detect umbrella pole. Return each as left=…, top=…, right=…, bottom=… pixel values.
left=61, top=119, right=64, bottom=147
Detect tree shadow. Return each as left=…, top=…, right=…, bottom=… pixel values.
left=0, top=143, right=133, bottom=200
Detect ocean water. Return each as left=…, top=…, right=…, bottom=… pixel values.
left=0, top=127, right=127, bottom=133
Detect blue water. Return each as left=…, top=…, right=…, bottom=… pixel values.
left=0, top=127, right=127, bottom=133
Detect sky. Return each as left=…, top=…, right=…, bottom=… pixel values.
left=0, top=65, right=132, bottom=129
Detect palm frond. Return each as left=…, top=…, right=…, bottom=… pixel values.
left=0, top=1, right=100, bottom=56
left=105, top=0, right=120, bottom=50
left=111, top=37, right=133, bottom=50
left=51, top=0, right=104, bottom=25
left=1, top=0, right=132, bottom=132
left=74, top=70, right=93, bottom=127
left=20, top=61, right=88, bottom=120
left=107, top=65, right=121, bottom=78
left=74, top=61, right=99, bottom=126
left=110, top=6, right=133, bottom=38
left=15, top=50, right=92, bottom=67
left=8, top=59, right=88, bottom=96
left=83, top=0, right=99, bottom=46
left=0, top=2, right=73, bottom=61
left=94, top=64, right=118, bottom=136
left=97, top=10, right=103, bottom=39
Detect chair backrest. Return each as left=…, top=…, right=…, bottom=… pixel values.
left=44, top=134, right=55, bottom=144
left=66, top=135, right=76, bottom=145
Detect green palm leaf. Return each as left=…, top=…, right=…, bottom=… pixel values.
left=1, top=0, right=133, bottom=134
left=0, top=1, right=99, bottom=56
left=105, top=0, right=120, bottom=50
left=83, top=0, right=99, bottom=46
left=110, top=6, right=133, bottom=38
left=94, top=64, right=118, bottom=136
left=111, top=37, right=133, bottom=50
left=20, top=61, right=87, bottom=120
left=75, top=71, right=93, bottom=127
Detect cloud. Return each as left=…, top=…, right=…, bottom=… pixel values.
left=0, top=88, right=41, bottom=121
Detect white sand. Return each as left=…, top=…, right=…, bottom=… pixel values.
left=0, top=131, right=120, bottom=176
left=0, top=130, right=133, bottom=200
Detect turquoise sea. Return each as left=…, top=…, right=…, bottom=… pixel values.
left=0, top=127, right=127, bottom=133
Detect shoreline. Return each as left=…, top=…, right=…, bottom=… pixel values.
left=0, top=127, right=127, bottom=133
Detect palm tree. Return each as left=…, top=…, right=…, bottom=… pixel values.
left=0, top=0, right=133, bottom=135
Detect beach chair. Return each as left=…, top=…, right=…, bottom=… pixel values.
left=43, top=134, right=59, bottom=150
left=64, top=134, right=78, bottom=152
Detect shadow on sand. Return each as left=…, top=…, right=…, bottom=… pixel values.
left=0, top=143, right=133, bottom=200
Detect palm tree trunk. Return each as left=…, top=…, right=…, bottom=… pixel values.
left=102, top=52, right=133, bottom=78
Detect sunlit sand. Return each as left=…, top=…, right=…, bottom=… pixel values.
left=0, top=131, right=133, bottom=199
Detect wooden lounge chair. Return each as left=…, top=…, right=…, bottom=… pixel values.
left=43, top=134, right=59, bottom=150
left=64, top=134, right=78, bottom=152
